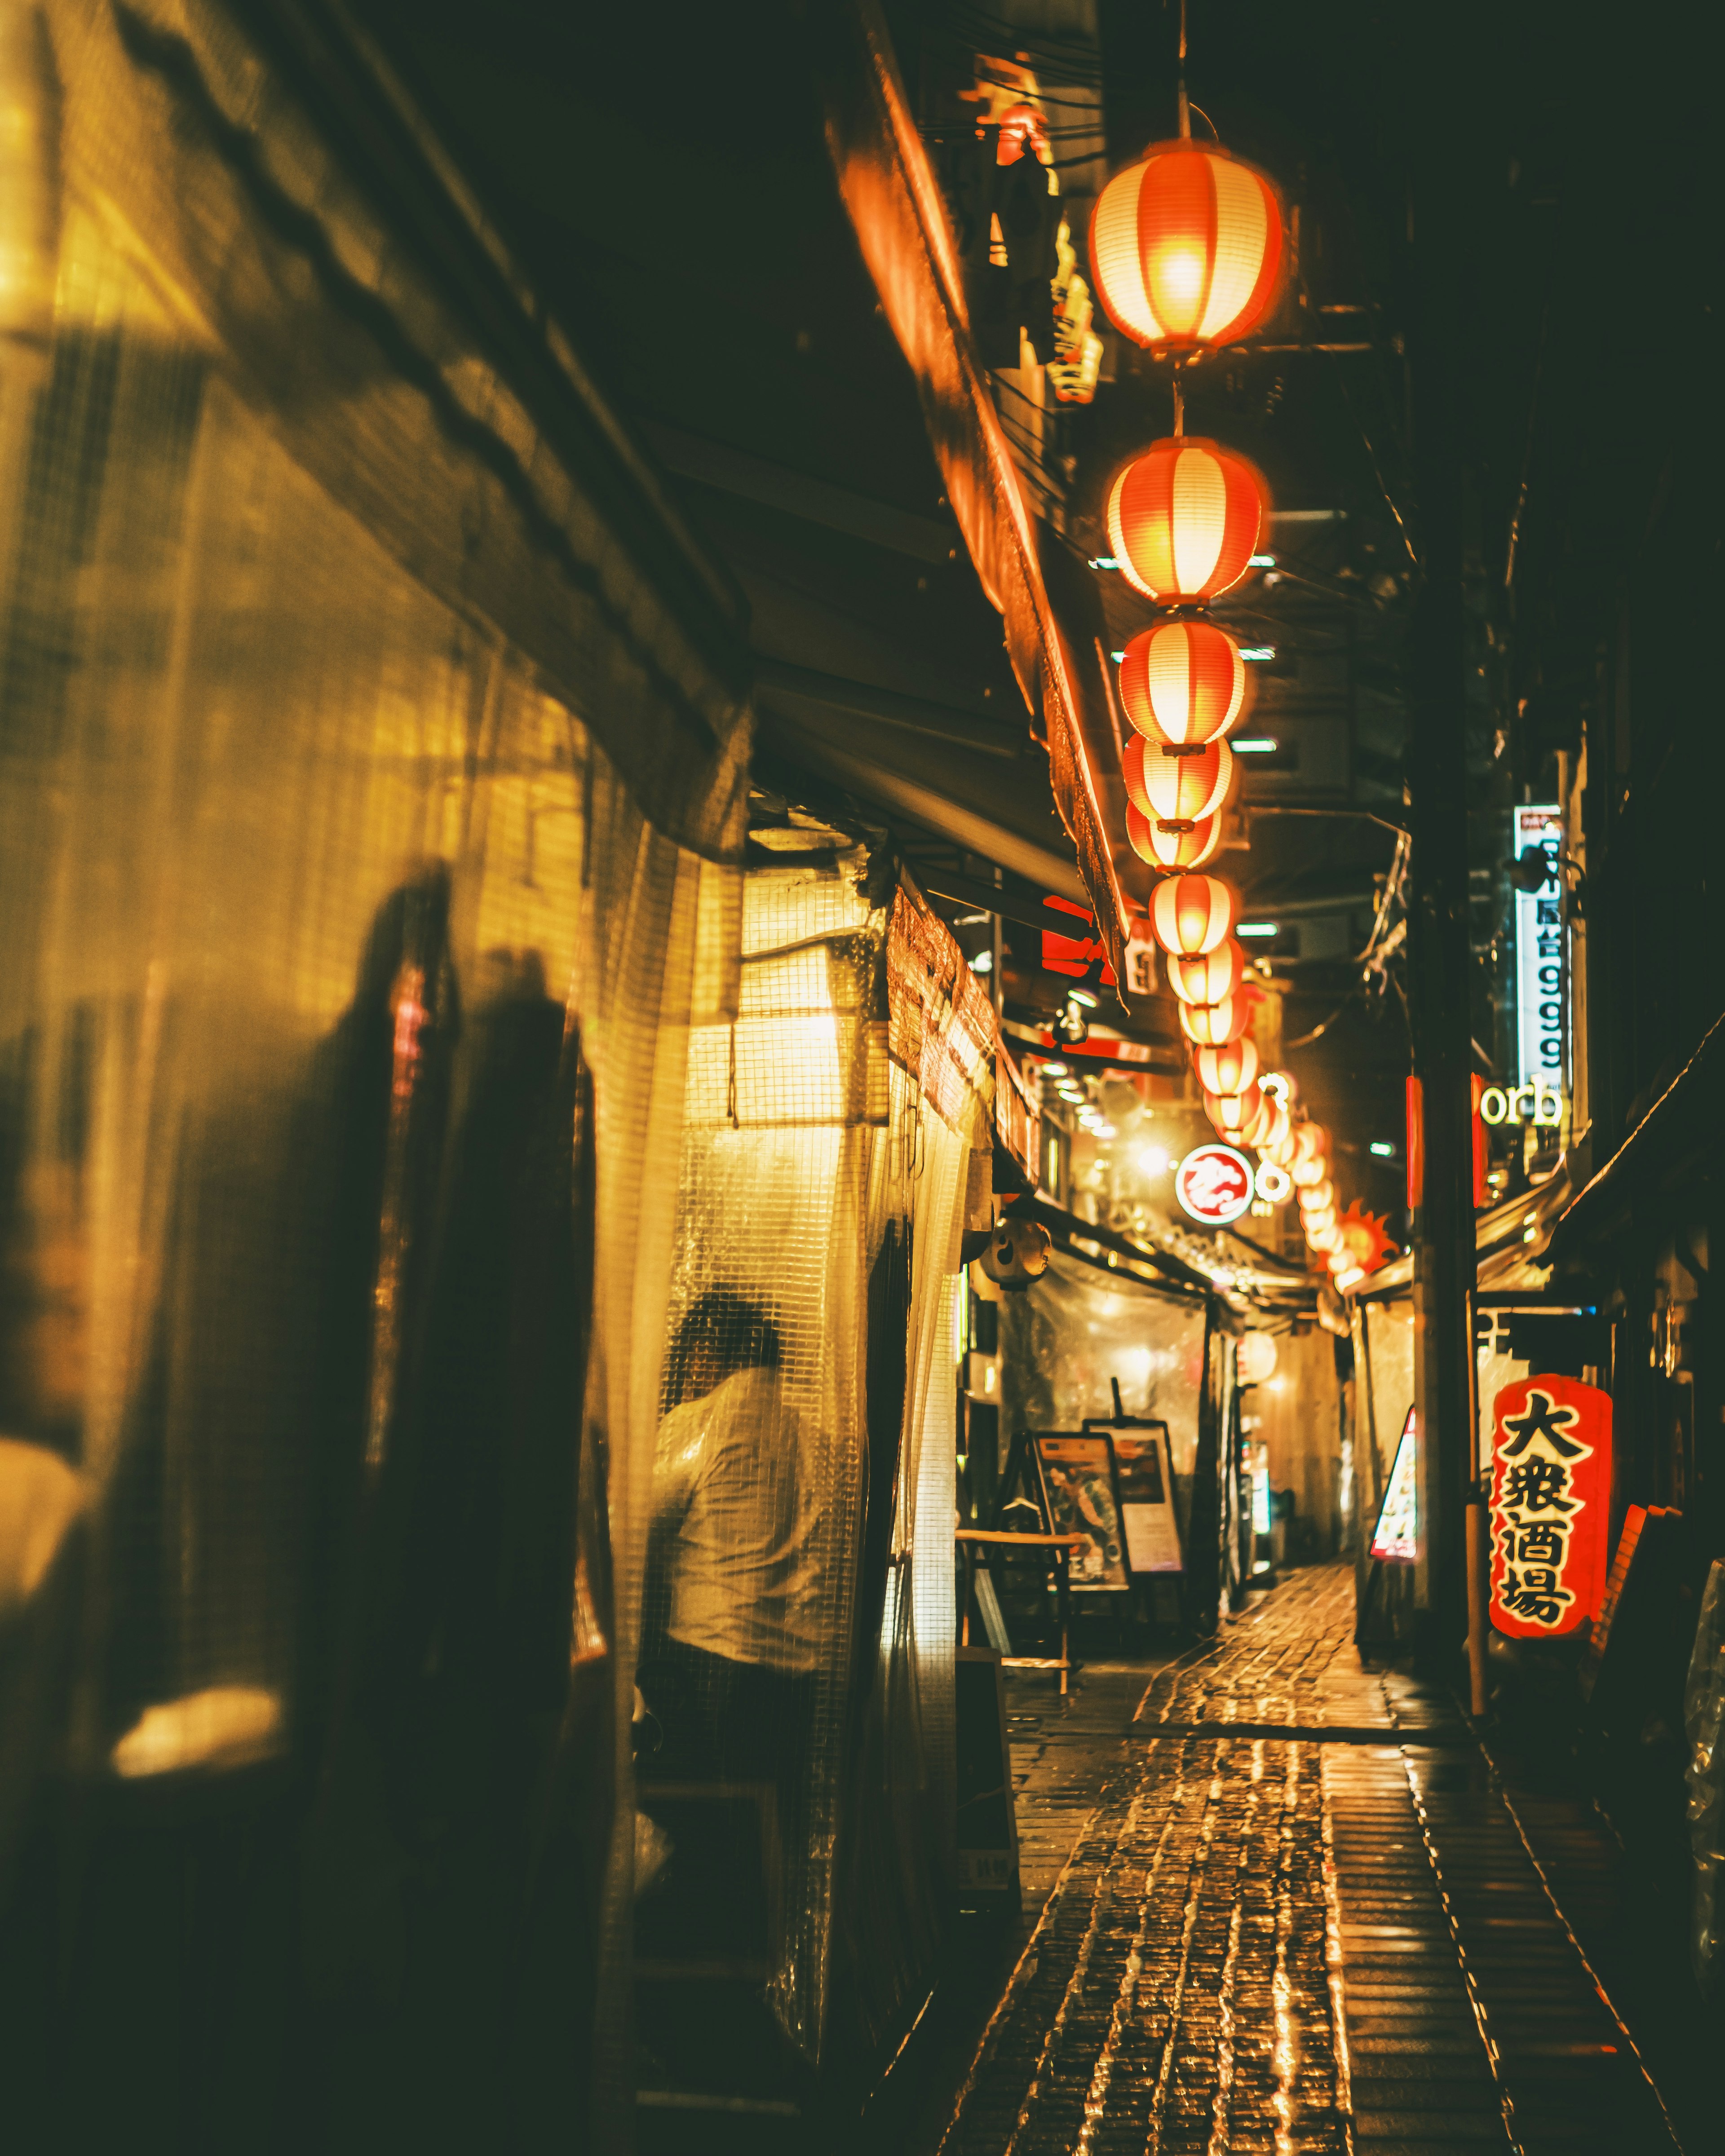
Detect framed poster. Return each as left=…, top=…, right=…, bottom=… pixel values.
left=1032, top=1434, right=1130, bottom=1590
left=1085, top=1421, right=1182, bottom=1574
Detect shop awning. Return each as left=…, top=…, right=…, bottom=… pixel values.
left=1548, top=1008, right=1725, bottom=1259
left=814, top=0, right=1130, bottom=982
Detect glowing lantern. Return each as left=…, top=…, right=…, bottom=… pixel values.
left=1297, top=1178, right=1335, bottom=1216
left=1123, top=733, right=1234, bottom=829
left=1238, top=1088, right=1275, bottom=1148
left=1089, top=139, right=1286, bottom=351
left=1167, top=939, right=1243, bottom=1005
left=1291, top=1150, right=1327, bottom=1189
left=1150, top=873, right=1236, bottom=958
left=1292, top=1123, right=1326, bottom=1171
left=1204, top=1089, right=1250, bottom=1138
left=1306, top=1221, right=1340, bottom=1255
left=1194, top=1038, right=1258, bottom=1097
left=1119, top=619, right=1249, bottom=747
left=1258, top=1107, right=1292, bottom=1162
left=1126, top=803, right=1224, bottom=871
left=1107, top=437, right=1268, bottom=604
left=1179, top=994, right=1251, bottom=1047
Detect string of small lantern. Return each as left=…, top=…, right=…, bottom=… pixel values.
left=1086, top=7, right=1371, bottom=1293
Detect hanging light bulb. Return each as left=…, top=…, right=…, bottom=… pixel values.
left=1166, top=939, right=1243, bottom=1005
left=1150, top=872, right=1237, bottom=958
left=1122, top=733, right=1235, bottom=830
left=1118, top=619, right=1250, bottom=747
left=1194, top=1038, right=1258, bottom=1097
left=1178, top=994, right=1252, bottom=1047
left=1126, top=803, right=1225, bottom=871
left=1107, top=437, right=1269, bottom=604
left=1089, top=139, right=1287, bottom=351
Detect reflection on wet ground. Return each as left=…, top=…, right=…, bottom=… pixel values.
left=906, top=1564, right=1702, bottom=2156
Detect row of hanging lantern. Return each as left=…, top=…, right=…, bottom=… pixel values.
left=1086, top=44, right=1355, bottom=1283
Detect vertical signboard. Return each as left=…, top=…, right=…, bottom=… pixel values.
left=1370, top=1408, right=1419, bottom=1562
left=1513, top=804, right=1564, bottom=1090
left=1487, top=1374, right=1612, bottom=1637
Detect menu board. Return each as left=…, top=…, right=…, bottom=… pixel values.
left=1089, top=1422, right=1183, bottom=1574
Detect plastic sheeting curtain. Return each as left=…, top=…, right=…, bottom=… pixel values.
left=0, top=3, right=748, bottom=2148
left=999, top=1250, right=1208, bottom=1507
left=636, top=852, right=979, bottom=2089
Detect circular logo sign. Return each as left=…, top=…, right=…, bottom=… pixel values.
left=1254, top=1160, right=1293, bottom=1204
left=1175, top=1144, right=1254, bottom=1225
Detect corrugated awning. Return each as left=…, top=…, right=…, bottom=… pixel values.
left=814, top=0, right=1130, bottom=983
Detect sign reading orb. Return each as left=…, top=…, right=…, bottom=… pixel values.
left=1175, top=1143, right=1254, bottom=1225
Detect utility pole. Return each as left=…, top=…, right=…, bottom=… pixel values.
left=1405, top=78, right=1479, bottom=1670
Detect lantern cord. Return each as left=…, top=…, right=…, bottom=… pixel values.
left=1171, top=367, right=1185, bottom=437
left=1177, top=0, right=1191, bottom=138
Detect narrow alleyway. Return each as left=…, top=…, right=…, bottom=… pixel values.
left=924, top=1567, right=1697, bottom=2156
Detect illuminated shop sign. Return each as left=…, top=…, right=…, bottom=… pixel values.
left=1369, top=1408, right=1418, bottom=1563
left=1487, top=1374, right=1612, bottom=1637
left=1513, top=804, right=1564, bottom=1089
left=1478, top=1083, right=1564, bottom=1127
left=1174, top=1143, right=1253, bottom=1225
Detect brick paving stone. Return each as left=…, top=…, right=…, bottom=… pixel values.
left=929, top=1563, right=1688, bottom=2156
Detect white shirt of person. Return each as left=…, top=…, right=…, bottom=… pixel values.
left=651, top=1365, right=823, bottom=1674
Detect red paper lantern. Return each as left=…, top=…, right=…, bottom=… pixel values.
left=1238, top=1087, right=1275, bottom=1149
left=1179, top=994, right=1251, bottom=1047
left=1257, top=1102, right=1292, bottom=1160
left=1123, top=733, right=1234, bottom=829
left=1194, top=1038, right=1258, bottom=1097
left=1292, top=1122, right=1326, bottom=1170
left=1125, top=803, right=1224, bottom=871
left=1119, top=619, right=1249, bottom=747
left=1487, top=1375, right=1614, bottom=1639
left=1090, top=138, right=1286, bottom=350
left=1204, top=1088, right=1250, bottom=1138
left=1166, top=939, right=1243, bottom=1005
left=1150, top=872, right=1236, bottom=958
left=1107, top=437, right=1268, bottom=604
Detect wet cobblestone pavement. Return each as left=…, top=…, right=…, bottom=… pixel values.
left=932, top=1565, right=1695, bottom=2156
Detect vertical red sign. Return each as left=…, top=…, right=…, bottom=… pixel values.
left=1487, top=1374, right=1613, bottom=1638
left=1469, top=1073, right=1489, bottom=1208
left=1405, top=1075, right=1424, bottom=1211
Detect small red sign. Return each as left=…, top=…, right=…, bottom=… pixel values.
left=1175, top=1144, right=1253, bottom=1225
left=1040, top=896, right=1118, bottom=985
left=1487, top=1373, right=1613, bottom=1639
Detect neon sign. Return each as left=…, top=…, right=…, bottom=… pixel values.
left=1513, top=805, right=1564, bottom=1089
left=1478, top=1083, right=1563, bottom=1127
